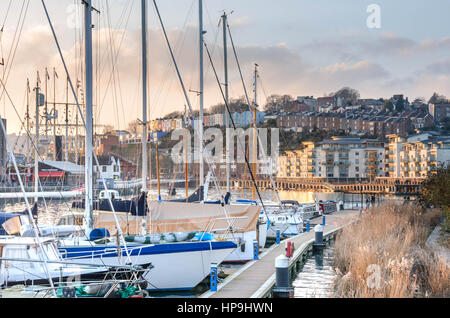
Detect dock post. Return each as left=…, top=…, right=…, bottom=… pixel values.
left=210, top=263, right=218, bottom=292
left=322, top=215, right=326, bottom=226
left=306, top=219, right=310, bottom=232
left=276, top=229, right=281, bottom=244
left=315, top=225, right=323, bottom=244
left=273, top=254, right=294, bottom=298
left=313, top=224, right=326, bottom=250
left=253, top=240, right=259, bottom=260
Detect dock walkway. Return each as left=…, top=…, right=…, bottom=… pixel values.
left=201, top=210, right=359, bottom=298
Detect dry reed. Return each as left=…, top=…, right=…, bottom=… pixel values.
left=333, top=203, right=448, bottom=298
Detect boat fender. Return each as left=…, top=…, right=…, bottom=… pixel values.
left=240, top=238, right=246, bottom=252
left=84, top=283, right=112, bottom=296
left=163, top=233, right=177, bottom=242
left=285, top=241, right=294, bottom=258
left=89, top=228, right=110, bottom=241
left=193, top=232, right=215, bottom=241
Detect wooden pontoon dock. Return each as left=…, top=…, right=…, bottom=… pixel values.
left=201, top=209, right=359, bottom=298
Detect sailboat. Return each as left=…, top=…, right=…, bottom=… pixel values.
left=0, top=236, right=112, bottom=288
left=52, top=0, right=237, bottom=291
left=0, top=112, right=119, bottom=293
left=130, top=7, right=267, bottom=263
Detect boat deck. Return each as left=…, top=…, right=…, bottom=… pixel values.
left=201, top=209, right=359, bottom=298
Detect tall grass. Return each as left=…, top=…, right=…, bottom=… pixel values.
left=333, top=203, right=449, bottom=298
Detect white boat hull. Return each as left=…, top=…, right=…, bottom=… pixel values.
left=59, top=241, right=236, bottom=291
left=268, top=222, right=303, bottom=237
left=222, top=222, right=268, bottom=263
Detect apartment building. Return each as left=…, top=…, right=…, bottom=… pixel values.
left=277, top=137, right=385, bottom=179
left=277, top=142, right=316, bottom=178
left=315, top=137, right=385, bottom=179
left=429, top=102, right=450, bottom=124
left=387, top=133, right=450, bottom=178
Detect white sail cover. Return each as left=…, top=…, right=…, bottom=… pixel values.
left=95, top=201, right=261, bottom=235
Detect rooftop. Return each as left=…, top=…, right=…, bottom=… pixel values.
left=40, top=160, right=84, bottom=174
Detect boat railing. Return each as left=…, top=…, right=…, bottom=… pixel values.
left=59, top=244, right=144, bottom=262
left=147, top=215, right=250, bottom=240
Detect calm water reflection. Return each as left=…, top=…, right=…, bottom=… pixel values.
left=0, top=187, right=396, bottom=225
left=293, top=244, right=337, bottom=298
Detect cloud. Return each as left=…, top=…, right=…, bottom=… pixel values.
left=316, top=60, right=389, bottom=82
left=422, top=59, right=450, bottom=76
left=359, top=32, right=416, bottom=56
left=228, top=16, right=252, bottom=28
left=300, top=32, right=450, bottom=60
left=2, top=22, right=450, bottom=134
left=419, top=36, right=450, bottom=51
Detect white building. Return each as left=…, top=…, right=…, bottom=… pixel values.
left=78, top=156, right=121, bottom=181
left=95, top=156, right=121, bottom=180
left=387, top=133, right=450, bottom=178
left=315, top=137, right=385, bottom=179
left=277, top=137, right=385, bottom=179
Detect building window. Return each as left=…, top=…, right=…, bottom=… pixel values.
left=102, top=166, right=107, bottom=173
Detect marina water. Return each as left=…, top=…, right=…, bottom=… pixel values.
left=293, top=244, right=337, bottom=298
left=0, top=188, right=396, bottom=297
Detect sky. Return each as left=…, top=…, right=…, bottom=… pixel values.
left=1, top=0, right=450, bottom=134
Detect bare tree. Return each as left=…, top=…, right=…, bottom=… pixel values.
left=264, top=94, right=294, bottom=112
left=428, top=92, right=447, bottom=104
left=103, top=125, right=115, bottom=134
left=127, top=120, right=140, bottom=135
left=209, top=96, right=249, bottom=114
left=334, top=87, right=360, bottom=106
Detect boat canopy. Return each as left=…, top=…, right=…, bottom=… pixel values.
left=0, top=204, right=38, bottom=235
left=95, top=201, right=261, bottom=235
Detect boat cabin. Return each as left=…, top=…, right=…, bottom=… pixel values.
left=98, top=190, right=121, bottom=200
left=0, top=237, right=60, bottom=287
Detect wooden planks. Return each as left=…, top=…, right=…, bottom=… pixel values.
left=202, top=210, right=359, bottom=298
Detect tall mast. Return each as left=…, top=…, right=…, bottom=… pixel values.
left=53, top=67, right=57, bottom=160
left=65, top=76, right=69, bottom=162
left=141, top=0, right=148, bottom=194
left=222, top=13, right=230, bottom=194
left=184, top=105, right=189, bottom=201
left=45, top=67, right=49, bottom=139
left=26, top=79, right=30, bottom=163
left=75, top=80, right=80, bottom=164
left=84, top=0, right=94, bottom=232
left=34, top=73, right=40, bottom=203
left=252, top=64, right=258, bottom=201
left=198, top=0, right=204, bottom=189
